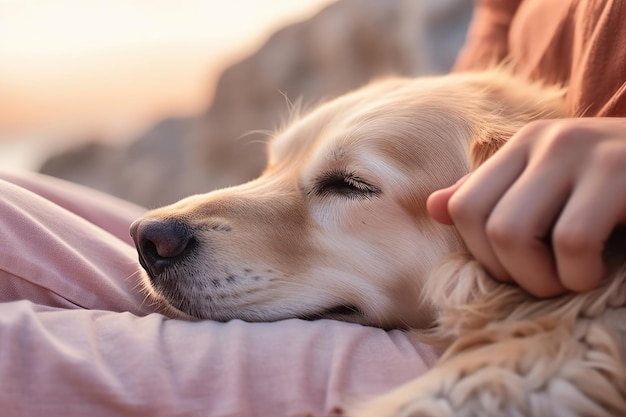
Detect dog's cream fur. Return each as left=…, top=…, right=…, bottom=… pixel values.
left=135, top=71, right=626, bottom=416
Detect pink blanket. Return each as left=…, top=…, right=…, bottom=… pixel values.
left=0, top=170, right=437, bottom=417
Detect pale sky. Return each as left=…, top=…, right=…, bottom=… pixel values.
left=0, top=0, right=336, bottom=147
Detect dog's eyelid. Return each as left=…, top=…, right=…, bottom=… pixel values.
left=312, top=170, right=381, bottom=198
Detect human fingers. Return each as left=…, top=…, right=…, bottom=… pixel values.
left=552, top=150, right=626, bottom=292
left=426, top=175, right=470, bottom=225
left=447, top=142, right=528, bottom=282
left=483, top=162, right=571, bottom=297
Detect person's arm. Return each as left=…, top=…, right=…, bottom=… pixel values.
left=454, top=0, right=522, bottom=72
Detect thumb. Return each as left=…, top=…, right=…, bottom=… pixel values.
left=426, top=174, right=470, bottom=225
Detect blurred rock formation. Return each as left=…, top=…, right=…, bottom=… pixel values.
left=40, top=0, right=472, bottom=207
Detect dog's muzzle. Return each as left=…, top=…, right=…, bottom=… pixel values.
left=129, top=218, right=194, bottom=278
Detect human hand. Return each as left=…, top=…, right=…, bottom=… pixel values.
left=427, top=118, right=626, bottom=297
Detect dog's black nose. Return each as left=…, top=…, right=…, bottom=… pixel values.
left=130, top=218, right=193, bottom=276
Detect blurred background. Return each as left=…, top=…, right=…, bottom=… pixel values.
left=0, top=0, right=473, bottom=208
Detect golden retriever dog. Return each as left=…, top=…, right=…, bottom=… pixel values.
left=130, top=71, right=626, bottom=416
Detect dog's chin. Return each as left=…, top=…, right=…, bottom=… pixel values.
left=149, top=282, right=374, bottom=326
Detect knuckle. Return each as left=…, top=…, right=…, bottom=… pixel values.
left=485, top=218, right=526, bottom=247
left=592, top=144, right=626, bottom=176
left=510, top=121, right=545, bottom=147
left=539, top=122, right=582, bottom=156
left=518, top=119, right=550, bottom=136
left=552, top=227, right=601, bottom=255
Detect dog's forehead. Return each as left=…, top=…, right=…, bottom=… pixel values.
left=270, top=113, right=400, bottom=181
left=268, top=79, right=414, bottom=164
left=267, top=76, right=478, bottom=179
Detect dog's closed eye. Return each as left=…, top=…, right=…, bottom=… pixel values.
left=312, top=170, right=381, bottom=199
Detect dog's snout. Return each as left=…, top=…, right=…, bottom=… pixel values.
left=130, top=218, right=193, bottom=276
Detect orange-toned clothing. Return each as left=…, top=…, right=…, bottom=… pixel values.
left=455, top=0, right=626, bottom=117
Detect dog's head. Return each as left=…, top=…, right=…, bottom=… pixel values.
left=131, top=71, right=565, bottom=329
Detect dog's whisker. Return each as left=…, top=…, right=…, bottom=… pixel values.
left=237, top=129, right=275, bottom=146
left=137, top=292, right=154, bottom=312
left=129, top=272, right=149, bottom=293
left=124, top=268, right=143, bottom=283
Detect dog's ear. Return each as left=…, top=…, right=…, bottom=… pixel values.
left=466, top=72, right=567, bottom=170
left=469, top=134, right=508, bottom=170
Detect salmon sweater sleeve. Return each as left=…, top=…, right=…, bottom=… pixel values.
left=455, top=0, right=626, bottom=117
